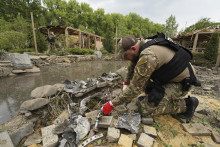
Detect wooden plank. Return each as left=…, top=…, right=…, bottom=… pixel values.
left=192, top=33, right=199, bottom=52
left=215, top=36, right=220, bottom=70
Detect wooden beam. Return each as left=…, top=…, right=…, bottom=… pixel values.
left=78, top=31, right=81, bottom=48
left=192, top=33, right=199, bottom=52
left=31, top=12, right=38, bottom=54
left=88, top=35, right=90, bottom=49
left=94, top=36, right=97, bottom=50
left=65, top=27, right=69, bottom=48
left=215, top=36, right=220, bottom=70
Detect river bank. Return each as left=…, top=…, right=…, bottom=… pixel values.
left=0, top=65, right=219, bottom=147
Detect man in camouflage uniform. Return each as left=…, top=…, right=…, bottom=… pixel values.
left=102, top=35, right=199, bottom=119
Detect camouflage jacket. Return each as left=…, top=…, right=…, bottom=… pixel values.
left=112, top=39, right=159, bottom=106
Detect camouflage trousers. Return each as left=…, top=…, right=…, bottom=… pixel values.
left=134, top=83, right=189, bottom=117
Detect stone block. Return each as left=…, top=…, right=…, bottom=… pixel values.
left=0, top=131, right=14, bottom=147
left=141, top=117, right=154, bottom=125
left=115, top=113, right=141, bottom=134
left=85, top=110, right=98, bottom=121
left=12, top=69, right=26, bottom=74
left=107, top=127, right=120, bottom=142
left=9, top=120, right=34, bottom=146
left=118, top=134, right=133, bottom=147
left=143, top=125, right=157, bottom=138
left=114, top=104, right=127, bottom=113
left=24, top=133, right=41, bottom=146
left=97, top=82, right=108, bottom=88
left=182, top=123, right=211, bottom=136
left=6, top=53, right=32, bottom=70
left=128, top=134, right=137, bottom=141
left=211, top=131, right=220, bottom=144
left=53, top=109, right=69, bottom=125
left=137, top=133, right=154, bottom=147
left=20, top=98, right=49, bottom=111
left=41, top=125, right=58, bottom=147
left=31, top=85, right=57, bottom=98
left=25, top=67, right=40, bottom=73
left=92, top=116, right=113, bottom=128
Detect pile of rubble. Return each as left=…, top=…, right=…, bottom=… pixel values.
left=0, top=67, right=220, bottom=147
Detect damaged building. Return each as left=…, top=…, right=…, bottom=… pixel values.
left=173, top=28, right=220, bottom=68
left=39, top=25, right=104, bottom=50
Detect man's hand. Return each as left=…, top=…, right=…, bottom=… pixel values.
left=102, top=101, right=114, bottom=115
left=122, top=82, right=128, bottom=91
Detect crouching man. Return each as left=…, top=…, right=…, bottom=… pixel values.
left=102, top=33, right=201, bottom=119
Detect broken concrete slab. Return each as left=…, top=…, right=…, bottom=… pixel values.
left=143, top=125, right=157, bottom=138
left=115, top=113, right=141, bottom=134
left=107, top=127, right=120, bottom=142
left=41, top=124, right=58, bottom=147
left=182, top=123, right=211, bottom=136
left=24, top=133, right=41, bottom=146
left=118, top=134, right=133, bottom=147
left=137, top=133, right=154, bottom=147
left=0, top=131, right=14, bottom=147
left=141, top=117, right=154, bottom=125
left=75, top=115, right=90, bottom=141
left=92, top=116, right=113, bottom=128
left=211, top=131, right=220, bottom=144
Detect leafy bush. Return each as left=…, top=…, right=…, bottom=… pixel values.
left=68, top=48, right=95, bottom=55
left=101, top=50, right=110, bottom=55
left=57, top=50, right=69, bottom=56
left=191, top=52, right=214, bottom=68
left=0, top=49, right=7, bottom=60
left=0, top=31, right=27, bottom=51
left=9, top=48, right=34, bottom=53
left=204, top=32, right=219, bottom=63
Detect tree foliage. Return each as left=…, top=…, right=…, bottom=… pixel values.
left=204, top=32, right=219, bottom=63
left=163, top=15, right=178, bottom=38
left=0, top=0, right=166, bottom=53
left=184, top=18, right=220, bottom=33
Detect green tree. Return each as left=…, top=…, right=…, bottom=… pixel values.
left=164, top=15, right=178, bottom=38
left=204, top=32, right=219, bottom=63
left=103, top=14, right=114, bottom=53
left=184, top=18, right=212, bottom=33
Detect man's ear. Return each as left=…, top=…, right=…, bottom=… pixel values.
left=130, top=46, right=136, bottom=51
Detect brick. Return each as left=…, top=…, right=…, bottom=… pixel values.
left=211, top=131, right=220, bottom=144
left=128, top=134, right=137, bottom=141
left=182, top=123, right=211, bottom=136
left=137, top=133, right=154, bottom=147
left=41, top=125, right=58, bottom=147
left=0, top=132, right=14, bottom=147
left=92, top=116, right=113, bottom=128
left=143, top=125, right=157, bottom=138
left=141, top=117, right=154, bottom=125
left=118, top=134, right=133, bottom=147
left=107, top=127, right=120, bottom=142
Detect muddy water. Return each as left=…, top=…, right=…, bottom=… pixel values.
left=0, top=61, right=127, bottom=124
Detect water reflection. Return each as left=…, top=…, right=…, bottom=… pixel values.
left=0, top=61, right=127, bottom=124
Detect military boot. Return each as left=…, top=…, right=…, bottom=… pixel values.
left=178, top=96, right=199, bottom=119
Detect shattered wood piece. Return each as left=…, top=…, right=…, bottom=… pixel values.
left=78, top=133, right=104, bottom=147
